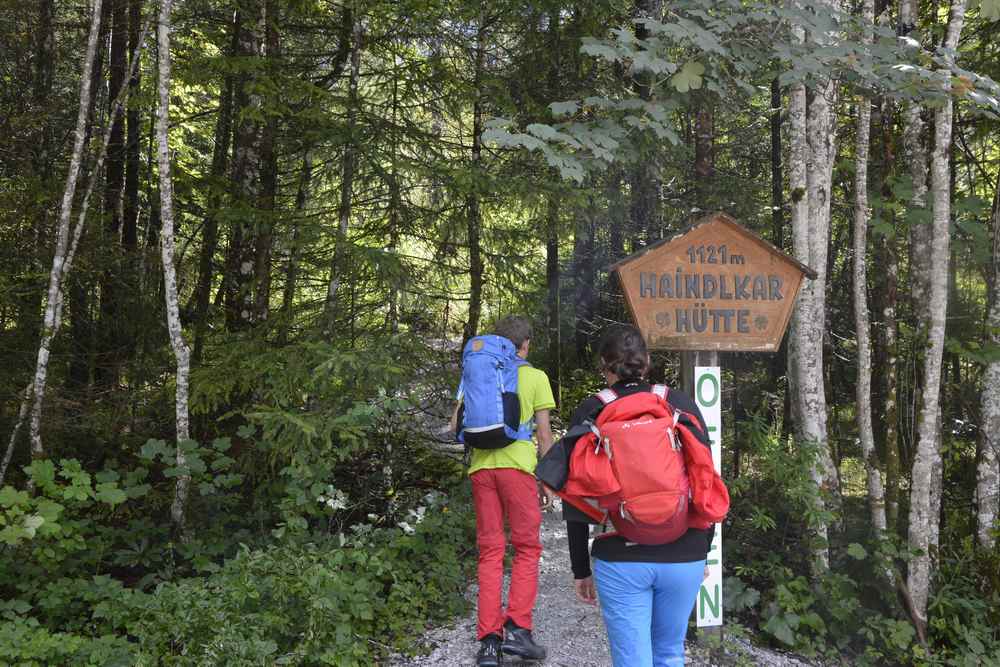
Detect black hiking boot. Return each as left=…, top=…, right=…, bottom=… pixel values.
left=501, top=620, right=546, bottom=662
left=477, top=633, right=503, bottom=667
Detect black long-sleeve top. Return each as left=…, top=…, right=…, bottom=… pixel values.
left=565, top=381, right=715, bottom=579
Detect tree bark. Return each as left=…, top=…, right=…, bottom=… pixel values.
left=155, top=0, right=192, bottom=537
left=546, top=193, right=561, bottom=405
left=900, top=0, right=931, bottom=324
left=96, top=0, right=129, bottom=389
left=573, top=195, right=597, bottom=365
left=254, top=0, right=279, bottom=323
left=18, top=0, right=56, bottom=360
left=852, top=0, right=888, bottom=536
left=192, top=39, right=235, bottom=365
left=977, top=172, right=1000, bottom=550
left=323, top=18, right=362, bottom=333
left=462, top=20, right=486, bottom=344
left=874, top=96, right=902, bottom=529
left=225, top=1, right=263, bottom=331
left=278, top=149, right=313, bottom=343
left=907, top=0, right=966, bottom=633
left=20, top=0, right=106, bottom=469
left=787, top=0, right=840, bottom=570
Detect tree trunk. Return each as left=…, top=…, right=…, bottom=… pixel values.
left=97, top=0, right=128, bottom=389
left=900, top=0, right=931, bottom=325
left=771, top=78, right=784, bottom=251
left=852, top=0, right=888, bottom=536
left=463, top=20, right=486, bottom=344
left=279, top=149, right=312, bottom=343
left=629, top=0, right=662, bottom=247
left=192, top=33, right=235, bottom=365
left=20, top=0, right=106, bottom=469
left=787, top=0, right=839, bottom=570
left=573, top=195, right=597, bottom=365
left=254, top=0, right=279, bottom=323
left=977, top=172, right=1000, bottom=550
left=155, top=0, right=192, bottom=537
left=122, top=0, right=143, bottom=362
left=546, top=193, right=561, bottom=405
left=907, top=0, right=966, bottom=633
left=225, top=2, right=262, bottom=331
left=18, top=0, right=56, bottom=361
left=874, top=96, right=902, bottom=530
left=323, top=18, right=362, bottom=333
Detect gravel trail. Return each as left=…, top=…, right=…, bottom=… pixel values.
left=386, top=505, right=820, bottom=667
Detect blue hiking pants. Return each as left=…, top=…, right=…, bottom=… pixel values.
left=592, top=558, right=706, bottom=667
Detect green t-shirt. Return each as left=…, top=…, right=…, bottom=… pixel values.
left=467, top=365, right=556, bottom=477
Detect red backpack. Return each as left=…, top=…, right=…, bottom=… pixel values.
left=560, top=385, right=729, bottom=544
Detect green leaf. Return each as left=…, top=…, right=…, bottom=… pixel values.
left=763, top=614, right=797, bottom=645
left=22, top=514, right=44, bottom=538
left=0, top=486, right=29, bottom=508
left=549, top=100, right=579, bottom=117
left=671, top=60, right=705, bottom=92
left=140, top=438, right=169, bottom=461
left=847, top=542, right=868, bottom=560
left=95, top=483, right=127, bottom=507
left=580, top=38, right=619, bottom=62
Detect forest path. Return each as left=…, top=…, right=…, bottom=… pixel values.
left=386, top=505, right=819, bottom=666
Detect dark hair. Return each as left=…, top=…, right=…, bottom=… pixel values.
left=598, top=325, right=648, bottom=381
left=494, top=315, right=532, bottom=349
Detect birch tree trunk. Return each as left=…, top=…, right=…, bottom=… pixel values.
left=976, top=173, right=1000, bottom=550
left=907, top=0, right=967, bottom=632
left=786, top=0, right=839, bottom=571
left=155, top=0, right=192, bottom=536
left=14, top=0, right=105, bottom=472
left=900, top=0, right=931, bottom=322
left=852, top=0, right=887, bottom=535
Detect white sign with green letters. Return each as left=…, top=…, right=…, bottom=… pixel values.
left=695, top=366, right=723, bottom=627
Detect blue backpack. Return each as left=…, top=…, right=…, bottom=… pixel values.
left=456, top=335, right=533, bottom=449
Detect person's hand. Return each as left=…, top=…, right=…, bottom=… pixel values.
left=574, top=576, right=597, bottom=605
left=538, top=482, right=558, bottom=509
left=703, top=564, right=711, bottom=581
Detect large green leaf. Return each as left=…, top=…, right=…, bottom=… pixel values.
left=671, top=60, right=705, bottom=92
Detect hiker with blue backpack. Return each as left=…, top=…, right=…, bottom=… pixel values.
left=452, top=315, right=555, bottom=667
left=536, top=325, right=730, bottom=667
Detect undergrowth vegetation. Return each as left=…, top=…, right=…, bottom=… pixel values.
left=0, top=338, right=475, bottom=666
left=721, top=403, right=1000, bottom=666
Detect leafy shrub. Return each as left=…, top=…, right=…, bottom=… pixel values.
left=120, top=486, right=475, bottom=666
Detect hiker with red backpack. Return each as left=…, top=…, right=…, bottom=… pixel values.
left=452, top=315, right=555, bottom=667
left=536, top=325, right=729, bottom=667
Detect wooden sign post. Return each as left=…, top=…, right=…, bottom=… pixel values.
left=611, top=212, right=816, bottom=633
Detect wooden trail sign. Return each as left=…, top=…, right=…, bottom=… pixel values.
left=611, top=212, right=816, bottom=352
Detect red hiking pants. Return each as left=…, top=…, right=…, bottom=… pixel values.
left=471, top=468, right=542, bottom=640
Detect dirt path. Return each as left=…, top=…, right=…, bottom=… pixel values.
left=386, top=505, right=819, bottom=666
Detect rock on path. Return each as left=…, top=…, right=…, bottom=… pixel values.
left=386, top=505, right=821, bottom=667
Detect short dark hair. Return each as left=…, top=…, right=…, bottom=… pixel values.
left=598, top=325, right=648, bottom=381
left=493, top=315, right=532, bottom=349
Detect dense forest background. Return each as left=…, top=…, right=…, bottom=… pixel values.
left=1, top=0, right=999, bottom=664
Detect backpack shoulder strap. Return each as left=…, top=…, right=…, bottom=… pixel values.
left=595, top=388, right=618, bottom=405
left=650, top=384, right=668, bottom=401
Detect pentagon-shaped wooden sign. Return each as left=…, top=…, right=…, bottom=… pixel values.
left=611, top=212, right=816, bottom=352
